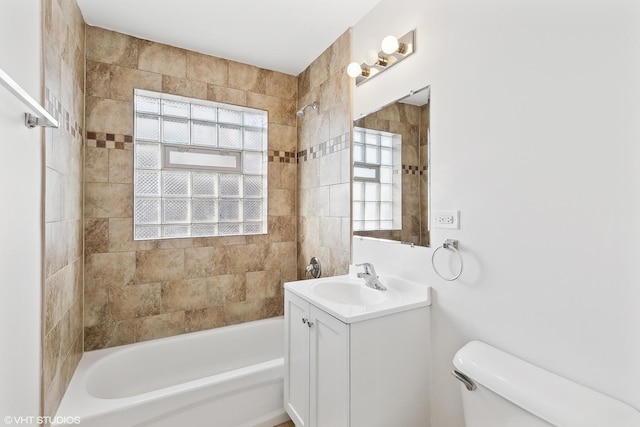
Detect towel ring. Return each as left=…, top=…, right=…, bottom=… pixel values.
left=431, top=239, right=463, bottom=281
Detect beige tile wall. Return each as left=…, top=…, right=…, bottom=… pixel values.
left=297, top=30, right=352, bottom=278
left=43, top=0, right=86, bottom=418
left=353, top=101, right=426, bottom=246
left=84, top=27, right=298, bottom=350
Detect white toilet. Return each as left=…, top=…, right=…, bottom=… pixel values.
left=453, top=341, right=640, bottom=427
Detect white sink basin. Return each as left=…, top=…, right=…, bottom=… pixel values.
left=284, top=273, right=431, bottom=323
left=310, top=281, right=386, bottom=306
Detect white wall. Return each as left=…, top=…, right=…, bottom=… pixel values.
left=0, top=0, right=43, bottom=418
left=352, top=0, right=640, bottom=425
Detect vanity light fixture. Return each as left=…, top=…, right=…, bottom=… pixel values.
left=364, top=49, right=388, bottom=67
left=347, top=29, right=415, bottom=86
left=381, top=35, right=410, bottom=55
left=347, top=62, right=368, bottom=78
left=381, top=35, right=400, bottom=54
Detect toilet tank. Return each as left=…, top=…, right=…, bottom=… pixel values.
left=453, top=341, right=640, bottom=427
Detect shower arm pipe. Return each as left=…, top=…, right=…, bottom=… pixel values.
left=296, top=101, right=319, bottom=118
left=0, top=67, right=59, bottom=129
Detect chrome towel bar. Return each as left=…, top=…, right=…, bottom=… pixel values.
left=432, top=239, right=464, bottom=281
left=0, top=67, right=58, bottom=129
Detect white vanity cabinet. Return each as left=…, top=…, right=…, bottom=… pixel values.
left=284, top=291, right=349, bottom=427
left=284, top=283, right=430, bottom=427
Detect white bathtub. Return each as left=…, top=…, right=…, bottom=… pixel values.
left=54, top=317, right=289, bottom=427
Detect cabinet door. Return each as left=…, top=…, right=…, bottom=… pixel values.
left=284, top=291, right=310, bottom=426
left=309, top=306, right=349, bottom=427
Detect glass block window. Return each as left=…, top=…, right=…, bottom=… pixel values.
left=353, top=127, right=401, bottom=231
left=133, top=89, right=268, bottom=240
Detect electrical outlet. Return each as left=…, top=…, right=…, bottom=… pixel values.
left=433, top=210, right=460, bottom=229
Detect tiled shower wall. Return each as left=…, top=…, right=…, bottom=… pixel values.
left=83, top=27, right=298, bottom=350
left=42, top=0, right=85, bottom=417
left=297, top=30, right=352, bottom=278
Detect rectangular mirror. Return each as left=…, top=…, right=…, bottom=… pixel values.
left=352, top=86, right=430, bottom=247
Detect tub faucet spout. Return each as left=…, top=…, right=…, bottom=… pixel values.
left=355, top=263, right=387, bottom=291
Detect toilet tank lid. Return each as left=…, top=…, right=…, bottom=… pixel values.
left=453, top=341, right=640, bottom=427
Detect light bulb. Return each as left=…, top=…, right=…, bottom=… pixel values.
left=364, top=49, right=379, bottom=66
left=347, top=62, right=363, bottom=78
left=381, top=35, right=399, bottom=54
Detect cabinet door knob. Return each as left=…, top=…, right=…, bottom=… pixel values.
left=307, top=321, right=314, bottom=328
left=302, top=317, right=308, bottom=324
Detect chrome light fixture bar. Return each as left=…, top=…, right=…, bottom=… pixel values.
left=347, top=29, right=416, bottom=86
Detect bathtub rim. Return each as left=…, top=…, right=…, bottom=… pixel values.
left=85, top=315, right=284, bottom=399
left=55, top=316, right=285, bottom=425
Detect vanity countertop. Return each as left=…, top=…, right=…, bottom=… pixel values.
left=284, top=272, right=431, bottom=323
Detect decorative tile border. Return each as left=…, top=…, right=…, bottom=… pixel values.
left=402, top=165, right=420, bottom=175
left=401, top=165, right=428, bottom=175
left=86, top=132, right=133, bottom=150
left=297, top=133, right=349, bottom=163
left=86, top=132, right=297, bottom=163
left=268, top=150, right=296, bottom=163
left=85, top=130, right=429, bottom=171
left=45, top=87, right=82, bottom=139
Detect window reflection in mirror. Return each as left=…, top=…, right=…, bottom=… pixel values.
left=352, top=86, right=430, bottom=247
left=353, top=128, right=402, bottom=232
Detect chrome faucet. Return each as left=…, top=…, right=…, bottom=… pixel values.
left=355, top=263, right=387, bottom=291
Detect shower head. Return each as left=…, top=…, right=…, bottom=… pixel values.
left=296, top=101, right=319, bottom=118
